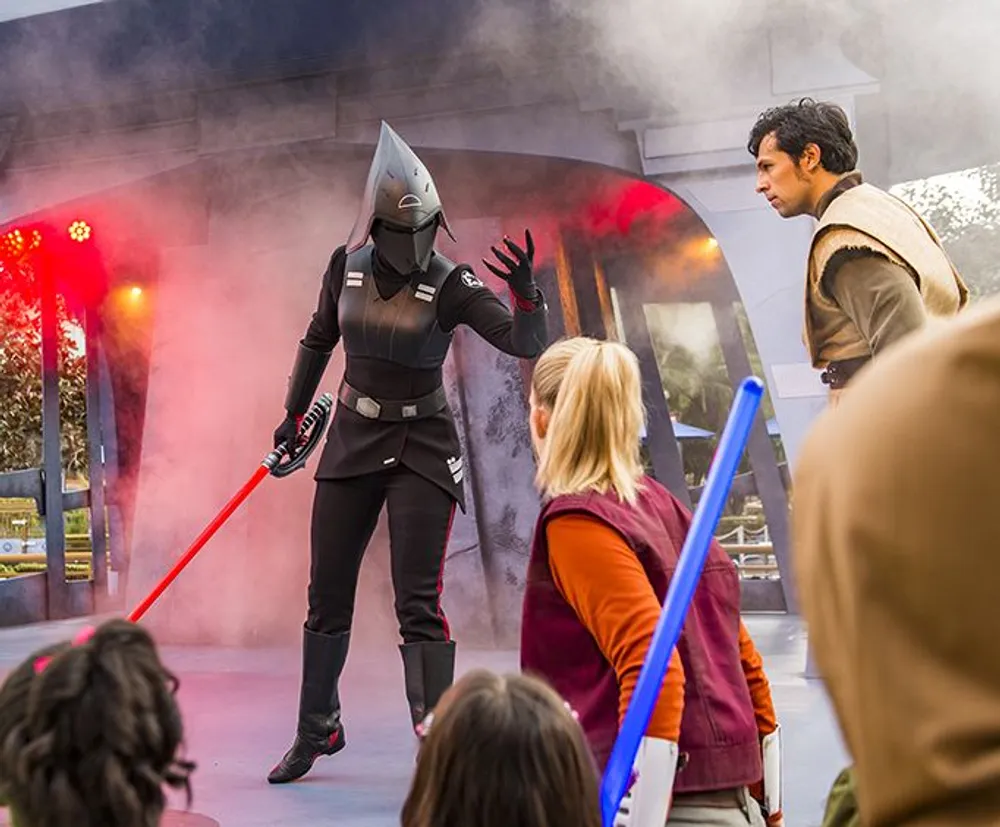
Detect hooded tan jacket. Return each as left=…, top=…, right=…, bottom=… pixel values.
left=793, top=298, right=1000, bottom=826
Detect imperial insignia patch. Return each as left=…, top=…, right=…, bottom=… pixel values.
left=461, top=271, right=484, bottom=289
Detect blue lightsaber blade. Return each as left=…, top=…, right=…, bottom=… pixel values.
left=600, top=376, right=765, bottom=827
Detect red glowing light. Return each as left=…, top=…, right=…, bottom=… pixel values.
left=68, top=220, right=92, bottom=243
left=573, top=179, right=686, bottom=243
left=1, top=228, right=42, bottom=261
left=0, top=218, right=108, bottom=313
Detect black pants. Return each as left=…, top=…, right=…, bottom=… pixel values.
left=307, top=466, right=455, bottom=643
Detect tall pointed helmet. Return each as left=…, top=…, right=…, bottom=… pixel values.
left=345, top=121, right=456, bottom=253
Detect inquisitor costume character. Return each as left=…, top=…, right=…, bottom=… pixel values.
left=267, top=122, right=548, bottom=784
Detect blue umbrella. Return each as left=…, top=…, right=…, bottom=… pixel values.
left=672, top=421, right=715, bottom=440
left=640, top=421, right=714, bottom=441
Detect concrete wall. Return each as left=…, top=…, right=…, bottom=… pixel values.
left=444, top=219, right=541, bottom=649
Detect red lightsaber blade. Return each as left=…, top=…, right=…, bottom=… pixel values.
left=126, top=465, right=270, bottom=622
left=126, top=393, right=334, bottom=624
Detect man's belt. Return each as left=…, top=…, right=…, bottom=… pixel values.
left=820, top=356, right=871, bottom=390
left=337, top=381, right=447, bottom=422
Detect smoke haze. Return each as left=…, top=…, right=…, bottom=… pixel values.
left=1, top=0, right=998, bottom=647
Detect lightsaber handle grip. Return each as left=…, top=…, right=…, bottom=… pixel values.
left=262, top=393, right=334, bottom=471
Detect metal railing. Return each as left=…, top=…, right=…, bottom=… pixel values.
left=0, top=533, right=780, bottom=582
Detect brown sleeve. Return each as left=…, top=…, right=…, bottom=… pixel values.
left=546, top=514, right=685, bottom=743
left=824, top=253, right=927, bottom=355
left=738, top=620, right=777, bottom=737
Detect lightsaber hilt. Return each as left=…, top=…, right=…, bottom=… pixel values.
left=263, top=393, right=334, bottom=476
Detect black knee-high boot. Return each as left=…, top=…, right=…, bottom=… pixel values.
left=399, top=640, right=456, bottom=729
left=268, top=628, right=349, bottom=783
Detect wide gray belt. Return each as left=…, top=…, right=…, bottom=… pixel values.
left=337, top=381, right=447, bottom=422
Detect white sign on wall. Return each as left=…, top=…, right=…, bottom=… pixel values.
left=770, top=363, right=828, bottom=399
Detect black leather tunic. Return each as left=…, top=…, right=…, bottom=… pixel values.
left=338, top=247, right=454, bottom=370
left=302, top=244, right=547, bottom=510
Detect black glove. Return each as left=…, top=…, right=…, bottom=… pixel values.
left=482, top=230, right=537, bottom=302
left=273, top=414, right=303, bottom=459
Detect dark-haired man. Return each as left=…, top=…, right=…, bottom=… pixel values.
left=748, top=99, right=968, bottom=825
left=748, top=98, right=967, bottom=400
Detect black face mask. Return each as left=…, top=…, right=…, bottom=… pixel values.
left=371, top=218, right=438, bottom=275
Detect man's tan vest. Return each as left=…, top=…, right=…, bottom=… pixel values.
left=805, top=182, right=968, bottom=368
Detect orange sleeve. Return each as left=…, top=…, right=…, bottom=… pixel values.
left=546, top=513, right=685, bottom=743
left=739, top=619, right=777, bottom=737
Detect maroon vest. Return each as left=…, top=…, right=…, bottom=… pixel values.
left=520, top=477, right=762, bottom=792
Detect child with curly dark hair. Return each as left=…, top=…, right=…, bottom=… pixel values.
left=0, top=619, right=195, bottom=827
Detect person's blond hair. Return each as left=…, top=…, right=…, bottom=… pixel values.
left=531, top=337, right=646, bottom=505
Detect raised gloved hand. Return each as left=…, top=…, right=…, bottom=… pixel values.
left=273, top=415, right=304, bottom=460
left=482, top=229, right=537, bottom=304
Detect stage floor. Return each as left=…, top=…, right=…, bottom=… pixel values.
left=0, top=614, right=847, bottom=827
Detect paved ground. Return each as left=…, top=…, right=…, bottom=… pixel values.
left=0, top=614, right=847, bottom=826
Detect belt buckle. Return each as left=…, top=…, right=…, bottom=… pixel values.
left=820, top=364, right=841, bottom=388
left=401, top=404, right=418, bottom=419
left=355, top=396, right=381, bottom=419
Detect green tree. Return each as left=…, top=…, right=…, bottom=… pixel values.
left=0, top=289, right=89, bottom=478
left=892, top=164, right=1000, bottom=300
left=646, top=332, right=735, bottom=485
